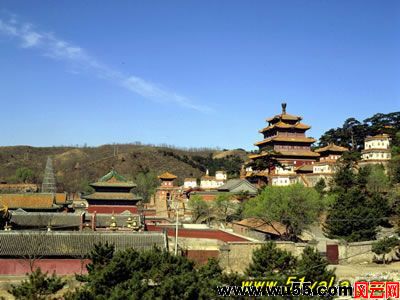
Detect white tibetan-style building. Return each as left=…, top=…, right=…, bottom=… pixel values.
left=360, top=134, right=391, bottom=167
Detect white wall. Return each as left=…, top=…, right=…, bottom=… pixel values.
left=184, top=180, right=197, bottom=189
left=365, top=138, right=390, bottom=150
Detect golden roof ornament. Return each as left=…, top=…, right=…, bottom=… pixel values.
left=109, top=213, right=118, bottom=231
left=4, top=222, right=11, bottom=231
left=281, top=102, right=287, bottom=114
left=126, top=215, right=133, bottom=228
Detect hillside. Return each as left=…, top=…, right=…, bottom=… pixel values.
left=0, top=144, right=246, bottom=193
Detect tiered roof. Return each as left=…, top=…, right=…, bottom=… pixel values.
left=255, top=136, right=316, bottom=146
left=249, top=150, right=319, bottom=160
left=250, top=103, right=318, bottom=162
left=266, top=112, right=302, bottom=123
left=365, top=134, right=391, bottom=142
left=90, top=169, right=136, bottom=188
left=255, top=103, right=316, bottom=146
left=259, top=121, right=311, bottom=133
left=158, top=172, right=178, bottom=180
left=315, top=143, right=348, bottom=154
left=84, top=169, right=141, bottom=202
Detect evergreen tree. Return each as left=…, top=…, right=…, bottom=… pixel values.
left=246, top=242, right=297, bottom=281
left=296, top=246, right=335, bottom=283
left=372, top=237, right=400, bottom=264
left=66, top=247, right=241, bottom=300
left=9, top=268, right=65, bottom=300
left=86, top=242, right=115, bottom=274
left=314, top=178, right=327, bottom=196
left=324, top=163, right=387, bottom=241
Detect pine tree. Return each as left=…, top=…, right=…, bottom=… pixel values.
left=246, top=242, right=297, bottom=281
left=296, top=246, right=335, bottom=283
left=9, top=268, right=65, bottom=300
left=66, top=246, right=242, bottom=300
left=314, top=178, right=327, bottom=196
left=86, top=242, right=115, bottom=274
left=324, top=163, right=385, bottom=242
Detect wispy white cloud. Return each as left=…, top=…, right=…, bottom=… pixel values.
left=0, top=14, right=212, bottom=113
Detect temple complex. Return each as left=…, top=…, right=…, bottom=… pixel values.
left=83, top=169, right=142, bottom=214
left=246, top=103, right=319, bottom=186
left=359, top=134, right=392, bottom=168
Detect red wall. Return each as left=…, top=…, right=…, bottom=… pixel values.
left=146, top=225, right=248, bottom=242
left=0, top=259, right=90, bottom=275
left=184, top=250, right=219, bottom=265
left=87, top=205, right=138, bottom=214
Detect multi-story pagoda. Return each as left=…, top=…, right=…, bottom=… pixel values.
left=83, top=169, right=142, bottom=214
left=247, top=103, right=319, bottom=186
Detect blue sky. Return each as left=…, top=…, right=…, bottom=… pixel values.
left=0, top=1, right=399, bottom=150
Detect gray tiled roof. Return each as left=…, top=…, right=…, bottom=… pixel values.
left=85, top=213, right=142, bottom=228
left=217, top=179, right=258, bottom=194
left=0, top=231, right=167, bottom=257
left=10, top=210, right=82, bottom=229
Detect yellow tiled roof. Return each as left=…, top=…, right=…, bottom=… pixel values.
left=255, top=136, right=316, bottom=146
left=259, top=121, right=311, bottom=133
left=158, top=172, right=178, bottom=180
left=250, top=150, right=320, bottom=159
left=266, top=113, right=302, bottom=122
left=365, top=134, right=391, bottom=141
left=315, top=143, right=348, bottom=153
left=0, top=193, right=55, bottom=209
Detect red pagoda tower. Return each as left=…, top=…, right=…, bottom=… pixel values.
left=247, top=103, right=319, bottom=186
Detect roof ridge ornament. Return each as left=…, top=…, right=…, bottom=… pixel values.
left=281, top=102, right=287, bottom=114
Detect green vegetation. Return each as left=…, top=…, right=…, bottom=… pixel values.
left=0, top=144, right=245, bottom=192
left=134, top=171, right=158, bottom=202
left=244, top=184, right=322, bottom=241
left=66, top=244, right=240, bottom=300
left=296, top=246, right=335, bottom=283
left=187, top=195, right=212, bottom=224
left=372, top=236, right=399, bottom=264
left=188, top=194, right=239, bottom=225
left=314, top=178, right=327, bottom=196
left=323, top=159, right=391, bottom=242
left=8, top=268, right=65, bottom=300
left=318, top=112, right=400, bottom=150
left=15, top=167, right=36, bottom=183
left=246, top=243, right=334, bottom=286
left=389, top=155, right=400, bottom=184
left=246, top=242, right=297, bottom=280
left=212, top=193, right=238, bottom=225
